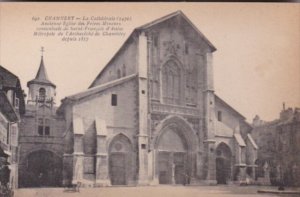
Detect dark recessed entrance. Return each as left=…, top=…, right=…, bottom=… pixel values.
left=109, top=134, right=133, bottom=186
left=110, top=153, right=126, bottom=185
left=157, top=127, right=189, bottom=185
left=22, top=150, right=62, bottom=187
left=215, top=143, right=232, bottom=184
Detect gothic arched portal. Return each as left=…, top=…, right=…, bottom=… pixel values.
left=108, top=134, right=133, bottom=185
left=215, top=142, right=232, bottom=184
left=154, top=116, right=197, bottom=185
left=157, top=127, right=188, bottom=185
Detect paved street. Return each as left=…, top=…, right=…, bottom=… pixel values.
left=14, top=185, right=300, bottom=197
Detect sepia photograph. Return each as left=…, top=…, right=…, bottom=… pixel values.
left=0, top=2, right=299, bottom=197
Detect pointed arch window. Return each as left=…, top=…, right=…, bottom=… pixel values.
left=162, top=60, right=181, bottom=105
left=122, top=64, right=126, bottom=77
left=117, top=69, right=121, bottom=79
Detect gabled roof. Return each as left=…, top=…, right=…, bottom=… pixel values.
left=0, top=66, right=19, bottom=88
left=247, top=133, right=258, bottom=150
left=27, top=56, right=56, bottom=88
left=234, top=133, right=246, bottom=147
left=136, top=10, right=216, bottom=51
left=0, top=65, right=26, bottom=115
left=63, top=73, right=137, bottom=103
left=89, top=10, right=216, bottom=88
left=215, top=94, right=246, bottom=120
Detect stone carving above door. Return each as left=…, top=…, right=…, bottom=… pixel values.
left=163, top=40, right=180, bottom=57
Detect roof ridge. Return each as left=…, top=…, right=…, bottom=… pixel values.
left=136, top=10, right=216, bottom=51
left=0, top=65, right=18, bottom=79
left=136, top=10, right=182, bottom=30
left=66, top=73, right=137, bottom=101
left=90, top=10, right=216, bottom=88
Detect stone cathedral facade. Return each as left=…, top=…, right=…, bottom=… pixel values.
left=59, top=11, right=258, bottom=187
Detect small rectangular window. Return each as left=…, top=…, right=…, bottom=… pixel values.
left=141, top=144, right=146, bottom=149
left=45, top=126, right=50, bottom=136
left=217, top=111, right=222, bottom=122
left=15, top=98, right=19, bottom=108
left=38, top=126, right=44, bottom=135
left=185, top=43, right=189, bottom=54
left=38, top=118, right=43, bottom=125
left=38, top=118, right=44, bottom=135
left=45, top=119, right=50, bottom=125
left=111, top=94, right=117, bottom=106
left=153, top=34, right=158, bottom=47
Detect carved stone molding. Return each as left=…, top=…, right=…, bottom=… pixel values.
left=151, top=103, right=200, bottom=117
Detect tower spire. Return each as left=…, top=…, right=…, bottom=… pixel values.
left=41, top=46, right=44, bottom=57
left=27, top=47, right=56, bottom=105
left=27, top=47, right=56, bottom=88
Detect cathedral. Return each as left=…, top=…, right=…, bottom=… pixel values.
left=58, top=11, right=258, bottom=187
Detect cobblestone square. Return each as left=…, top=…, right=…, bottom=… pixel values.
left=14, top=186, right=300, bottom=197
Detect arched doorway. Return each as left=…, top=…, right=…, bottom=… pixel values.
left=255, top=159, right=264, bottom=180
left=157, top=126, right=189, bottom=185
left=215, top=143, right=232, bottom=184
left=109, top=134, right=133, bottom=185
left=26, top=150, right=62, bottom=187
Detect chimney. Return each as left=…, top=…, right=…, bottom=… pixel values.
left=294, top=108, right=300, bottom=121
left=280, top=106, right=293, bottom=121
left=252, top=115, right=263, bottom=127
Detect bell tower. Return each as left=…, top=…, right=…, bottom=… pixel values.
left=27, top=47, right=56, bottom=106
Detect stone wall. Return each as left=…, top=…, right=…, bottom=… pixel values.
left=215, top=99, right=241, bottom=132
left=91, top=37, right=138, bottom=87
left=64, top=78, right=139, bottom=186
left=146, top=16, right=208, bottom=108
left=18, top=105, right=65, bottom=188
left=251, top=108, right=300, bottom=186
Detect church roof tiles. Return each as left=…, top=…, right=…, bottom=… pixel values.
left=0, top=66, right=19, bottom=88
left=234, top=133, right=246, bottom=147
left=62, top=73, right=137, bottom=102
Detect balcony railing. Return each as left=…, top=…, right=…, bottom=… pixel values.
left=151, top=102, right=200, bottom=116
left=27, top=96, right=55, bottom=105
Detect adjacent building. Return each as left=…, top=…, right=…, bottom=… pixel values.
left=252, top=105, right=300, bottom=186
left=58, top=11, right=258, bottom=187
left=0, top=66, right=25, bottom=188
left=18, top=54, right=65, bottom=188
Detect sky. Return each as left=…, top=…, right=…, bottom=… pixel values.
left=0, top=3, right=299, bottom=122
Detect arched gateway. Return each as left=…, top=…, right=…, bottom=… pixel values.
left=24, top=150, right=62, bottom=187
left=154, top=116, right=197, bottom=185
